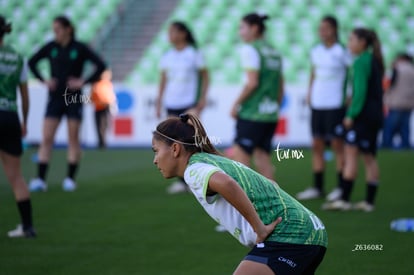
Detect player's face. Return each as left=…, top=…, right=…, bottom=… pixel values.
left=319, top=21, right=335, bottom=43
left=348, top=32, right=365, bottom=55
left=239, top=21, right=255, bottom=42
left=168, top=25, right=184, bottom=45
left=152, top=138, right=177, bottom=179
left=53, top=21, right=70, bottom=44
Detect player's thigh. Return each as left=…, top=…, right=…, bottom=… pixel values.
left=233, top=260, right=275, bottom=275
left=42, top=117, right=61, bottom=142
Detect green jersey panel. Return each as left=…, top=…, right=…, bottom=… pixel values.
left=0, top=45, right=24, bottom=112
left=187, top=153, right=328, bottom=247
left=239, top=40, right=282, bottom=122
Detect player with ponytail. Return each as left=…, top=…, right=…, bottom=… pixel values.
left=230, top=13, right=284, bottom=181
left=0, top=15, right=36, bottom=237
left=152, top=113, right=327, bottom=274
left=324, top=28, right=384, bottom=212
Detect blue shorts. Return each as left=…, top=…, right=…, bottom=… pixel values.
left=245, top=241, right=326, bottom=275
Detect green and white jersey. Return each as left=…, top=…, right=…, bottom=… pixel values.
left=0, top=45, right=27, bottom=112
left=184, top=153, right=328, bottom=248
left=238, top=40, right=282, bottom=122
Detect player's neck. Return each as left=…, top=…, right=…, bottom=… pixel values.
left=176, top=153, right=192, bottom=178
left=174, top=43, right=187, bottom=51
left=323, top=39, right=336, bottom=48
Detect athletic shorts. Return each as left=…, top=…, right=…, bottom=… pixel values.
left=235, top=119, right=277, bottom=154
left=166, top=104, right=195, bottom=117
left=311, top=108, right=345, bottom=140
left=345, top=121, right=381, bottom=156
left=245, top=241, right=327, bottom=275
left=0, top=110, right=23, bottom=156
left=46, top=95, right=83, bottom=121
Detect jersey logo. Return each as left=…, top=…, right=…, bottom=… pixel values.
left=51, top=48, right=58, bottom=58
left=70, top=49, right=78, bottom=60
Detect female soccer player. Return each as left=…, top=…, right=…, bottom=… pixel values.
left=323, top=28, right=384, bottom=212
left=297, top=16, right=352, bottom=202
left=231, top=13, right=284, bottom=180
left=28, top=15, right=106, bottom=192
left=152, top=113, right=327, bottom=274
left=0, top=16, right=36, bottom=237
left=156, top=21, right=209, bottom=194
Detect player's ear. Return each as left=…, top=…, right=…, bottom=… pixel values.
left=171, top=142, right=181, bottom=158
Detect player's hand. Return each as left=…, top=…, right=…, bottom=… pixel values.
left=67, top=77, right=85, bottom=90
left=343, top=117, right=353, bottom=129
left=21, top=123, right=27, bottom=137
left=44, top=78, right=57, bottom=91
left=255, top=217, right=282, bottom=244
left=230, top=103, right=239, bottom=119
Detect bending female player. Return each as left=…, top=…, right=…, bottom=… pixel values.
left=230, top=13, right=284, bottom=180
left=323, top=28, right=384, bottom=212
left=156, top=21, right=209, bottom=194
left=152, top=113, right=327, bottom=274
left=0, top=15, right=36, bottom=237
left=28, top=15, right=106, bottom=192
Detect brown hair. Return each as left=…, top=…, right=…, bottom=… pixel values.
left=0, top=15, right=12, bottom=38
left=153, top=113, right=220, bottom=155
left=352, top=28, right=384, bottom=75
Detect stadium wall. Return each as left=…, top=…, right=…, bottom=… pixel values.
left=21, top=83, right=414, bottom=148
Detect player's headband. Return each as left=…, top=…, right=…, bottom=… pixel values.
left=153, top=130, right=197, bottom=146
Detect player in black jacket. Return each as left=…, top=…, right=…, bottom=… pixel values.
left=28, top=15, right=106, bottom=192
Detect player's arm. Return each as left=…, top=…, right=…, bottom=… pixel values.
left=345, top=57, right=370, bottom=124
left=196, top=68, right=209, bottom=112
left=82, top=44, right=106, bottom=84
left=235, top=70, right=259, bottom=105
left=307, top=67, right=315, bottom=105
left=19, top=60, right=29, bottom=137
left=277, top=73, right=284, bottom=106
left=28, top=42, right=52, bottom=82
left=156, top=71, right=166, bottom=118
left=208, top=172, right=282, bottom=243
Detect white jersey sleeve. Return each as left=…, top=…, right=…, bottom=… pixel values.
left=240, top=44, right=260, bottom=71
left=20, top=59, right=28, bottom=83
left=184, top=162, right=222, bottom=201
left=195, top=50, right=206, bottom=69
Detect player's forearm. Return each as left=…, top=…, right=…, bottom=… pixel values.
left=19, top=83, right=29, bottom=125
left=235, top=83, right=256, bottom=105
left=199, top=70, right=209, bottom=102
left=277, top=75, right=284, bottom=105
left=209, top=174, right=264, bottom=233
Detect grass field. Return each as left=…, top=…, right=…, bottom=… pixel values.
left=0, top=148, right=413, bottom=275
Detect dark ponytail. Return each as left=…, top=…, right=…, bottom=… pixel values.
left=54, top=15, right=75, bottom=39
left=353, top=28, right=385, bottom=76
left=171, top=21, right=197, bottom=47
left=153, top=113, right=220, bottom=155
left=322, top=15, right=339, bottom=42
left=0, top=15, right=12, bottom=39
left=242, top=13, right=269, bottom=35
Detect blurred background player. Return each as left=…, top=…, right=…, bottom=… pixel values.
left=152, top=113, right=327, bottom=275
left=91, top=69, right=117, bottom=149
left=297, top=16, right=351, bottom=202
left=230, top=13, right=284, bottom=180
left=28, top=15, right=106, bottom=192
left=324, top=28, right=384, bottom=212
left=382, top=53, right=414, bottom=149
left=0, top=16, right=36, bottom=237
left=156, top=21, right=209, bottom=194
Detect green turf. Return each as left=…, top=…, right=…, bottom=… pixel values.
left=0, top=148, right=413, bottom=274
